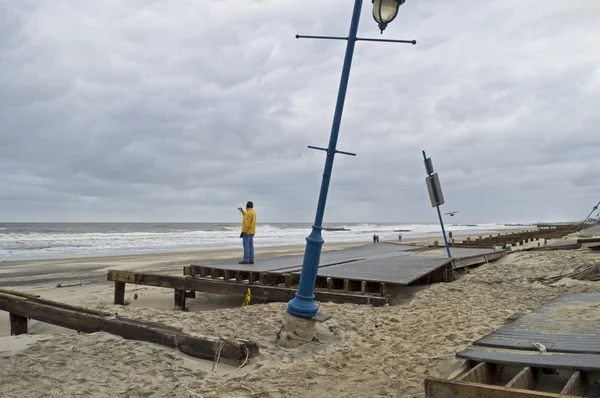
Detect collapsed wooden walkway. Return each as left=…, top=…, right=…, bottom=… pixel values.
left=107, top=270, right=390, bottom=309
left=425, top=293, right=600, bottom=397
left=0, top=288, right=258, bottom=365
left=106, top=244, right=505, bottom=309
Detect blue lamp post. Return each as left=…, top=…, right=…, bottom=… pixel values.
left=287, top=0, right=416, bottom=318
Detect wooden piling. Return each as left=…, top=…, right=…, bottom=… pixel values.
left=114, top=282, right=126, bottom=305
left=10, top=313, right=28, bottom=335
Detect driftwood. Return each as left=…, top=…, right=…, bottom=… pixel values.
left=531, top=264, right=600, bottom=285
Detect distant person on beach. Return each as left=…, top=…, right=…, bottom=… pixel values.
left=398, top=233, right=402, bottom=242
left=373, top=234, right=377, bottom=243
left=238, top=201, right=256, bottom=264
left=376, top=235, right=380, bottom=243
left=448, top=231, right=453, bottom=240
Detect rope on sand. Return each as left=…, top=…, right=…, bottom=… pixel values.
left=530, top=263, right=600, bottom=284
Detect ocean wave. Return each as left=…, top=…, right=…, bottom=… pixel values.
left=0, top=222, right=525, bottom=261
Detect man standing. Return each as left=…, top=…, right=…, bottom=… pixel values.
left=238, top=201, right=256, bottom=264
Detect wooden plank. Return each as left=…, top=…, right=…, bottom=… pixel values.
left=447, top=361, right=473, bottom=380
left=560, top=371, right=587, bottom=396
left=107, top=270, right=389, bottom=306
left=505, top=367, right=539, bottom=390
left=456, top=361, right=501, bottom=384
left=10, top=313, right=28, bottom=335
left=0, top=289, right=40, bottom=299
left=0, top=290, right=258, bottom=366
left=458, top=347, right=600, bottom=372
left=424, top=378, right=575, bottom=398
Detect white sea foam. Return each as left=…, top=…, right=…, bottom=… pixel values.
left=0, top=223, right=524, bottom=261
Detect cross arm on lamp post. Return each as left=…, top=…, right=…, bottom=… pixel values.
left=286, top=0, right=416, bottom=319
left=296, top=34, right=416, bottom=45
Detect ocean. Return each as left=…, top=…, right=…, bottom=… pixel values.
left=0, top=222, right=524, bottom=261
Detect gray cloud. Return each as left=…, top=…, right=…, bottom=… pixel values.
left=1, top=0, right=599, bottom=223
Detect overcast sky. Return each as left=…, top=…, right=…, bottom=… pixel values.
left=1, top=0, right=599, bottom=224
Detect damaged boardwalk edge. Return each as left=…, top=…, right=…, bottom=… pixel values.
left=425, top=361, right=588, bottom=398
left=446, top=224, right=582, bottom=249
left=425, top=293, right=600, bottom=397
left=107, top=270, right=390, bottom=309
left=0, top=288, right=258, bottom=366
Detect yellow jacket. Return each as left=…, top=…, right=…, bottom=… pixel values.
left=241, top=208, right=256, bottom=234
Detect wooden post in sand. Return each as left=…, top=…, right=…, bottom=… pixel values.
left=174, top=289, right=186, bottom=310
left=114, top=282, right=126, bottom=305
left=10, top=313, right=28, bottom=335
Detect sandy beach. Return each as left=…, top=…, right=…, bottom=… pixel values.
left=1, top=228, right=598, bottom=397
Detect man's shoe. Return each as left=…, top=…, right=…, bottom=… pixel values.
left=249, top=261, right=254, bottom=264
left=238, top=261, right=249, bottom=264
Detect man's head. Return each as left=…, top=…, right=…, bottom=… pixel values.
left=246, top=201, right=254, bottom=209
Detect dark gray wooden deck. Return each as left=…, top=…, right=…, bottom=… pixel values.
left=190, top=243, right=503, bottom=286
left=458, top=293, right=600, bottom=371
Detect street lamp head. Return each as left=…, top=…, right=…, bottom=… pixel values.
left=372, top=0, right=405, bottom=34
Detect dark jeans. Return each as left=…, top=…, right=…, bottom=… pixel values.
left=242, top=234, right=254, bottom=262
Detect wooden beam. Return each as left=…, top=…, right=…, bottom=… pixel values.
left=456, top=361, right=502, bottom=384
left=505, top=367, right=539, bottom=390
left=0, top=290, right=258, bottom=366
left=424, top=378, right=572, bottom=398
left=108, top=270, right=389, bottom=307
left=447, top=361, right=473, bottom=380
left=560, top=371, right=587, bottom=396
left=0, top=288, right=40, bottom=299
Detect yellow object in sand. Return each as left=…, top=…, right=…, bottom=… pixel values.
left=241, top=288, right=252, bottom=307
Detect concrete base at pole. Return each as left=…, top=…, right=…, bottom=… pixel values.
left=276, top=312, right=317, bottom=348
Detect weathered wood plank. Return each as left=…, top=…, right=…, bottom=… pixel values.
left=560, top=371, right=587, bottom=396
left=0, top=290, right=258, bottom=365
left=505, top=367, right=538, bottom=390
left=108, top=270, right=388, bottom=306
left=0, top=289, right=40, bottom=299
left=447, top=361, right=473, bottom=380
left=424, top=378, right=574, bottom=398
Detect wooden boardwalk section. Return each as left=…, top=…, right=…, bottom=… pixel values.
left=106, top=243, right=505, bottom=308
left=176, top=243, right=505, bottom=301
left=184, top=243, right=504, bottom=286
left=425, top=293, right=600, bottom=397
left=447, top=224, right=581, bottom=249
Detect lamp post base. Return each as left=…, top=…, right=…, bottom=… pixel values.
left=287, top=292, right=319, bottom=318
left=276, top=311, right=317, bottom=348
